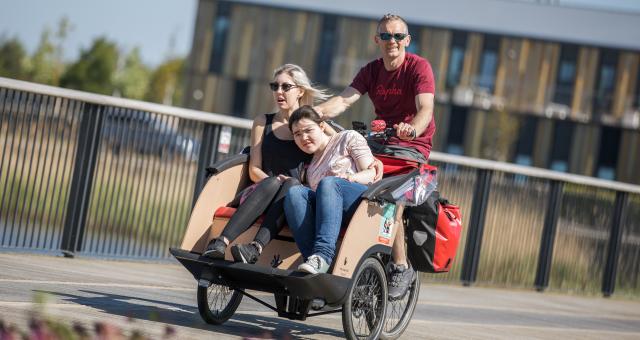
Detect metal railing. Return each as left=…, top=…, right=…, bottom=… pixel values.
left=0, top=77, right=250, bottom=260
left=1, top=77, right=638, bottom=297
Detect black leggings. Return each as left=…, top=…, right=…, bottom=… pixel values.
left=221, top=177, right=300, bottom=247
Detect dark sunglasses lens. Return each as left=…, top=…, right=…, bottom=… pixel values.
left=281, top=84, right=295, bottom=92
left=269, top=83, right=278, bottom=91
left=393, top=33, right=407, bottom=41
left=379, top=33, right=392, bottom=41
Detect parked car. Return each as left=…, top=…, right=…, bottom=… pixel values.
left=101, top=109, right=200, bottom=161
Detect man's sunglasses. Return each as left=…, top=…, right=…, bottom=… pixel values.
left=269, top=82, right=298, bottom=92
left=378, top=32, right=408, bottom=42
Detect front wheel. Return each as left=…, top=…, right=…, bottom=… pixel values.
left=197, top=281, right=243, bottom=325
left=342, top=257, right=388, bottom=340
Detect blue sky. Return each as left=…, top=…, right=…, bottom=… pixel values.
left=1, top=0, right=638, bottom=68
left=1, top=0, right=197, bottom=67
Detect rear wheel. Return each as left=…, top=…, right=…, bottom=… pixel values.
left=342, top=257, right=388, bottom=340
left=380, top=272, right=420, bottom=339
left=197, top=282, right=243, bottom=325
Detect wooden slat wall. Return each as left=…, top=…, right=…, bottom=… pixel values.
left=572, top=47, right=599, bottom=118
left=536, top=43, right=560, bottom=114
left=618, top=130, right=640, bottom=184
left=533, top=118, right=554, bottom=168
left=420, top=28, right=451, bottom=93
left=432, top=103, right=450, bottom=151
left=460, top=33, right=483, bottom=87
left=569, top=124, right=599, bottom=176
left=612, top=53, right=639, bottom=118
left=331, top=18, right=378, bottom=87
left=495, top=37, right=524, bottom=108
left=190, top=0, right=216, bottom=74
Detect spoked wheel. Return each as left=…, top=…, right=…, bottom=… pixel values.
left=342, top=257, right=388, bottom=340
left=197, top=281, right=243, bottom=325
left=380, top=272, right=420, bottom=339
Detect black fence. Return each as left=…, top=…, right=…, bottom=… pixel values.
left=1, top=78, right=639, bottom=297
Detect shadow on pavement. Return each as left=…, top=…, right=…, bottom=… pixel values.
left=35, top=289, right=344, bottom=339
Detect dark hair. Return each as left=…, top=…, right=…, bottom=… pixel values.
left=288, top=105, right=323, bottom=131
left=377, top=13, right=408, bottom=33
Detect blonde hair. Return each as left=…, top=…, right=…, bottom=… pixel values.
left=377, top=13, right=409, bottom=33
left=273, top=64, right=330, bottom=106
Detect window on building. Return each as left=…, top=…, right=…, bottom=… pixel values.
left=231, top=79, right=249, bottom=117
left=446, top=31, right=467, bottom=90
left=208, top=1, right=231, bottom=74
left=314, top=15, right=338, bottom=85
left=548, top=120, right=574, bottom=172
left=512, top=115, right=538, bottom=166
left=475, top=35, right=500, bottom=92
left=552, top=45, right=579, bottom=106
left=406, top=24, right=420, bottom=55
left=445, top=105, right=468, bottom=155
left=592, top=49, right=619, bottom=118
left=595, top=126, right=620, bottom=180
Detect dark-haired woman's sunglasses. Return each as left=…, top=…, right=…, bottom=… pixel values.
left=269, top=82, right=298, bottom=92
left=378, top=32, right=408, bottom=41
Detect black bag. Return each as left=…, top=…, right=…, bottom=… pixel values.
left=404, top=191, right=462, bottom=273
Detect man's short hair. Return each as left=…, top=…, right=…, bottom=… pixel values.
left=377, top=13, right=409, bottom=33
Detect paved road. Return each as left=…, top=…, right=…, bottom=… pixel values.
left=1, top=253, right=639, bottom=339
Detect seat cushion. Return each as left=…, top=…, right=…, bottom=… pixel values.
left=213, top=206, right=347, bottom=238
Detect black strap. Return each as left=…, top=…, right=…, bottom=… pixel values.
left=264, top=113, right=275, bottom=136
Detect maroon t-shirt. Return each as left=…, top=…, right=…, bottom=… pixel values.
left=350, top=52, right=436, bottom=158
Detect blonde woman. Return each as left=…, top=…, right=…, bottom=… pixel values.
left=204, top=64, right=329, bottom=263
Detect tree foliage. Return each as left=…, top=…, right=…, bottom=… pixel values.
left=3, top=17, right=187, bottom=106
left=145, top=58, right=184, bottom=106
left=0, top=37, right=28, bottom=79
left=60, top=37, right=119, bottom=95
left=28, top=17, right=71, bottom=86
left=114, top=47, right=150, bottom=100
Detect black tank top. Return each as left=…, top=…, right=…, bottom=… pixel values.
left=261, top=113, right=311, bottom=178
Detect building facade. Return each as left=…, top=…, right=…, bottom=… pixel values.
left=183, top=0, right=640, bottom=184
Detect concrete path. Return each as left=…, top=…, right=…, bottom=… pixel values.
left=1, top=253, right=639, bottom=339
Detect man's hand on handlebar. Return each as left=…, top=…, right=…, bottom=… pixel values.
left=393, top=122, right=417, bottom=141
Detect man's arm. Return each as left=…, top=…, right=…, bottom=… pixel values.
left=314, top=86, right=362, bottom=119
left=411, top=92, right=434, bottom=136
left=393, top=92, right=434, bottom=140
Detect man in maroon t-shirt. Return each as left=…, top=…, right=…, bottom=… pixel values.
left=315, top=13, right=435, bottom=300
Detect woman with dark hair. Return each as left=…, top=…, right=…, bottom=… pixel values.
left=284, top=105, right=379, bottom=274
left=204, top=64, right=329, bottom=263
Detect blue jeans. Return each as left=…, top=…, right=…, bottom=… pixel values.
left=284, top=177, right=368, bottom=265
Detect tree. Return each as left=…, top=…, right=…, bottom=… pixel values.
left=145, top=58, right=184, bottom=106
left=0, top=37, right=28, bottom=79
left=60, top=37, right=119, bottom=95
left=114, top=47, right=150, bottom=100
left=29, top=17, right=71, bottom=86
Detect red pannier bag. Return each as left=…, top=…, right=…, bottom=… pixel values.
left=405, top=191, right=462, bottom=273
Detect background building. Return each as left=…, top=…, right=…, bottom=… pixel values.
left=183, top=0, right=640, bottom=184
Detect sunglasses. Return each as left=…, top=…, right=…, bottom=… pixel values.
left=269, top=82, right=298, bottom=92
left=378, top=32, right=408, bottom=42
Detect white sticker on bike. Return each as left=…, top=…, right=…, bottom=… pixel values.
left=378, top=204, right=396, bottom=244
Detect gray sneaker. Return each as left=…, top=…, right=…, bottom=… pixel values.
left=298, top=254, right=330, bottom=274
left=388, top=263, right=416, bottom=300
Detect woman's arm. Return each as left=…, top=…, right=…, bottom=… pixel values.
left=346, top=166, right=376, bottom=185
left=248, top=115, right=270, bottom=183
left=348, top=131, right=378, bottom=185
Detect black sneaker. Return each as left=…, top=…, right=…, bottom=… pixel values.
left=230, top=242, right=260, bottom=264
left=388, top=263, right=416, bottom=301
left=202, top=238, right=226, bottom=259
